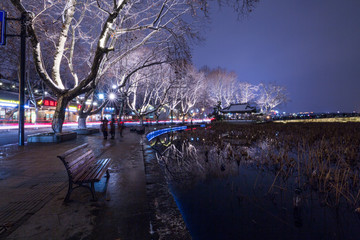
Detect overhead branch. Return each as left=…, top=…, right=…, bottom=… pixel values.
left=51, top=0, right=76, bottom=90
left=117, top=61, right=166, bottom=89
left=10, top=0, right=62, bottom=95
left=69, top=1, right=128, bottom=99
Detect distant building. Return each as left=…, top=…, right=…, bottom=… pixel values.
left=0, top=89, right=80, bottom=123
left=220, top=103, right=257, bottom=114
left=220, top=103, right=258, bottom=120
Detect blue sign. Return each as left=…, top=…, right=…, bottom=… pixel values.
left=0, top=10, right=6, bottom=45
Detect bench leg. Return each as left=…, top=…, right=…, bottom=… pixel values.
left=106, top=169, right=110, bottom=178
left=65, top=181, right=73, bottom=202
left=90, top=182, right=97, bottom=201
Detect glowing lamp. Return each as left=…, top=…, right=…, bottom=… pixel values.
left=108, top=93, right=116, bottom=100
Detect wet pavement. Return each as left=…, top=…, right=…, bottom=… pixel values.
left=0, top=127, right=185, bottom=240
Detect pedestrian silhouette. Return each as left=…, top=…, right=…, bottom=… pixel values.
left=101, top=117, right=109, bottom=139
left=110, top=118, right=116, bottom=139
left=118, top=120, right=124, bottom=137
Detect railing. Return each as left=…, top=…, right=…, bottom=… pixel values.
left=146, top=126, right=187, bottom=141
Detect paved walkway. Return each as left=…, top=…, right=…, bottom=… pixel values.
left=0, top=128, right=152, bottom=240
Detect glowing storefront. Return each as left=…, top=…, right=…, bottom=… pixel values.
left=0, top=90, right=34, bottom=123
left=36, top=97, right=79, bottom=122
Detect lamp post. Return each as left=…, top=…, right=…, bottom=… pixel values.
left=1, top=11, right=27, bottom=146
left=18, top=13, right=26, bottom=146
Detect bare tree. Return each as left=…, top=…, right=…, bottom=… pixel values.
left=203, top=67, right=238, bottom=108
left=3, top=0, right=258, bottom=131
left=256, top=82, right=288, bottom=113
left=76, top=89, right=107, bottom=129
left=76, top=45, right=171, bottom=129
left=178, top=65, right=205, bottom=123
left=127, top=63, right=172, bottom=125
left=237, top=81, right=259, bottom=104
left=165, top=69, right=186, bottom=122
left=198, top=0, right=258, bottom=15
left=7, top=0, right=204, bottom=132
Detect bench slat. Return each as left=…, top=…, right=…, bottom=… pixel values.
left=65, top=148, right=93, bottom=164
left=90, top=159, right=112, bottom=181
left=74, top=159, right=111, bottom=183
left=58, top=143, right=112, bottom=202
left=71, top=155, right=97, bottom=181
left=68, top=154, right=96, bottom=175
left=74, top=158, right=110, bottom=183
left=58, top=143, right=89, bottom=159
left=73, top=158, right=105, bottom=182
left=67, top=149, right=95, bottom=169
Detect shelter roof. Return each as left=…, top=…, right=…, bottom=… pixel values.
left=220, top=103, right=257, bottom=113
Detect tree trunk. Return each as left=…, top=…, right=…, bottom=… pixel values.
left=118, top=99, right=125, bottom=121
left=77, top=110, right=88, bottom=129
left=170, top=109, right=173, bottom=123
left=52, top=96, right=69, bottom=133
left=78, top=117, right=87, bottom=129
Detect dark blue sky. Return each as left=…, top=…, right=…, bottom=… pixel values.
left=192, top=0, right=360, bottom=113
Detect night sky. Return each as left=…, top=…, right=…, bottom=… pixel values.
left=192, top=0, right=360, bottom=113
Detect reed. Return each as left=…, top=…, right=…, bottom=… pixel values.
left=172, top=122, right=360, bottom=208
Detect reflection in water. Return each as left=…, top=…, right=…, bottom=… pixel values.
left=150, top=130, right=360, bottom=240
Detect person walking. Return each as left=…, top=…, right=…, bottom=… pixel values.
left=101, top=117, right=109, bottom=139
left=118, top=120, right=124, bottom=137
left=110, top=118, right=116, bottom=139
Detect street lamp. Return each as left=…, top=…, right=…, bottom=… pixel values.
left=108, top=92, right=116, bottom=100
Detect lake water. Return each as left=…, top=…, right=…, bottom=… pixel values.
left=149, top=131, right=360, bottom=240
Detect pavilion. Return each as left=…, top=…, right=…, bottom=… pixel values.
left=220, top=103, right=258, bottom=119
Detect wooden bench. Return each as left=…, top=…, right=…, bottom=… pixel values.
left=57, top=143, right=112, bottom=202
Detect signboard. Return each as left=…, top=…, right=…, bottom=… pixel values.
left=43, top=100, right=58, bottom=107
left=0, top=10, right=6, bottom=45
left=37, top=99, right=58, bottom=107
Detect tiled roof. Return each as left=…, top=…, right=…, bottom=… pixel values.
left=220, top=103, right=256, bottom=113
